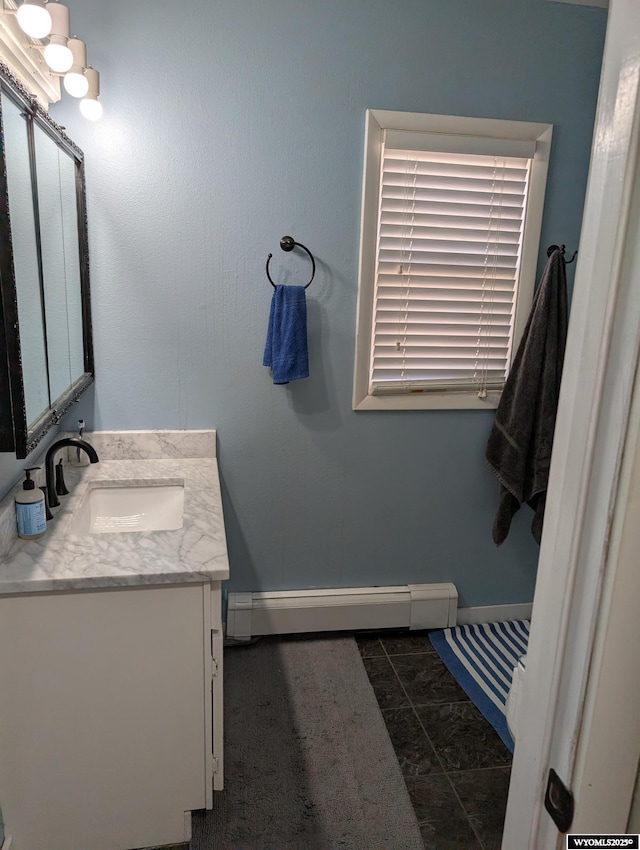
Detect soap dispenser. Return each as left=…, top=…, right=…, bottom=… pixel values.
left=15, top=468, right=47, bottom=540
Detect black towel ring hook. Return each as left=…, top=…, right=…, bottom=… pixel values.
left=547, top=244, right=578, bottom=264
left=266, top=236, right=316, bottom=289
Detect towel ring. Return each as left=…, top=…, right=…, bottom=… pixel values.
left=266, top=236, right=316, bottom=289
left=547, top=244, right=578, bottom=264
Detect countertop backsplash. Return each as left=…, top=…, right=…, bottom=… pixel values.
left=67, top=429, right=217, bottom=461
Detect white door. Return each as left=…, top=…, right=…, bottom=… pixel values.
left=502, top=1, right=640, bottom=846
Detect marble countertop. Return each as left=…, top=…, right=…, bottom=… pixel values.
left=0, top=455, right=230, bottom=594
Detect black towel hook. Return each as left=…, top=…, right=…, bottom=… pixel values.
left=547, top=244, right=578, bottom=264
left=266, top=236, right=316, bottom=289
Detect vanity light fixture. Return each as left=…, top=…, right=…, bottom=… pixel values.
left=63, top=36, right=88, bottom=97
left=79, top=66, right=101, bottom=120
left=16, top=0, right=51, bottom=39
left=4, top=1, right=103, bottom=118
left=42, top=1, right=72, bottom=73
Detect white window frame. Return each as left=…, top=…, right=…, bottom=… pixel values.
left=352, top=109, right=553, bottom=411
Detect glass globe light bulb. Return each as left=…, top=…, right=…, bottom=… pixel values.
left=16, top=2, right=52, bottom=39
left=64, top=72, right=89, bottom=98
left=79, top=98, right=103, bottom=121
left=44, top=42, right=73, bottom=74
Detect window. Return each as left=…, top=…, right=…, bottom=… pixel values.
left=353, top=110, right=552, bottom=410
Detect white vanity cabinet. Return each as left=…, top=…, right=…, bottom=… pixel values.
left=0, top=579, right=224, bottom=850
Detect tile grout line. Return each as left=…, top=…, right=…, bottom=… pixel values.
left=448, top=764, right=512, bottom=776
left=444, top=773, right=488, bottom=850
left=410, top=700, right=487, bottom=849
left=385, top=645, right=487, bottom=849
left=376, top=642, right=455, bottom=837
left=384, top=648, right=451, bottom=778
left=359, top=635, right=511, bottom=849
left=444, top=764, right=512, bottom=850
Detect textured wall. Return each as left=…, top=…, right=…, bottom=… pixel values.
left=25, top=0, right=606, bottom=605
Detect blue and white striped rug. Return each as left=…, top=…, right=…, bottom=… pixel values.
left=429, top=619, right=530, bottom=752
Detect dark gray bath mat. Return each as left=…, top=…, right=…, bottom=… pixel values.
left=191, top=635, right=424, bottom=850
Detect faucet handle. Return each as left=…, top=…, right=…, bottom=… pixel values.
left=55, top=459, right=70, bottom=496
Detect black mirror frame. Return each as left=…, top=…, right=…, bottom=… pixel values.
left=0, top=61, right=94, bottom=459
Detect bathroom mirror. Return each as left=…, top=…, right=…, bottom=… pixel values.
left=0, top=62, right=93, bottom=459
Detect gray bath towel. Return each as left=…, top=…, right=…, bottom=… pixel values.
left=486, top=248, right=568, bottom=545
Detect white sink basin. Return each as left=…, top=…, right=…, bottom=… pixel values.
left=69, top=482, right=185, bottom=534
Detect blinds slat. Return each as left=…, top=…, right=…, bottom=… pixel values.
left=374, top=351, right=510, bottom=362
left=376, top=263, right=518, bottom=280
left=377, top=283, right=515, bottom=295
left=378, top=247, right=520, bottom=261
left=377, top=294, right=515, bottom=305
left=379, top=225, right=521, bottom=244
left=379, top=211, right=522, bottom=230
left=374, top=311, right=513, bottom=325
left=381, top=188, right=525, bottom=209
left=382, top=161, right=529, bottom=182
left=374, top=326, right=512, bottom=337
left=376, top=276, right=516, bottom=291
left=379, top=199, right=524, bottom=219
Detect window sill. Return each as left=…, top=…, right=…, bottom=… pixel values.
left=352, top=390, right=501, bottom=411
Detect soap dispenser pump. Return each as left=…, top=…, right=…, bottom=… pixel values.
left=15, top=467, right=47, bottom=540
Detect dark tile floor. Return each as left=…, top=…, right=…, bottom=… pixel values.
left=356, top=630, right=512, bottom=850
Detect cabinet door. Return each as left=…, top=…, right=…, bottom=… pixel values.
left=0, top=583, right=209, bottom=850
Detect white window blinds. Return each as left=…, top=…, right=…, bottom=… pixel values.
left=369, top=131, right=532, bottom=396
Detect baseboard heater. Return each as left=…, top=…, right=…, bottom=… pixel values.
left=226, top=583, right=458, bottom=640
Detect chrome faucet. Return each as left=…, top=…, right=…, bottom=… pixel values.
left=45, top=438, right=99, bottom=509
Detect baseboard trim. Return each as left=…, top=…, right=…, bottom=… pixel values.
left=226, top=584, right=458, bottom=639
left=226, top=588, right=532, bottom=640
left=456, top=602, right=533, bottom=625
left=2, top=836, right=12, bottom=849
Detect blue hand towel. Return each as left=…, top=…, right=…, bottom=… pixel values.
left=263, top=284, right=309, bottom=384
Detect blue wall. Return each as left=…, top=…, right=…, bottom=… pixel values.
left=37, top=0, right=606, bottom=606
